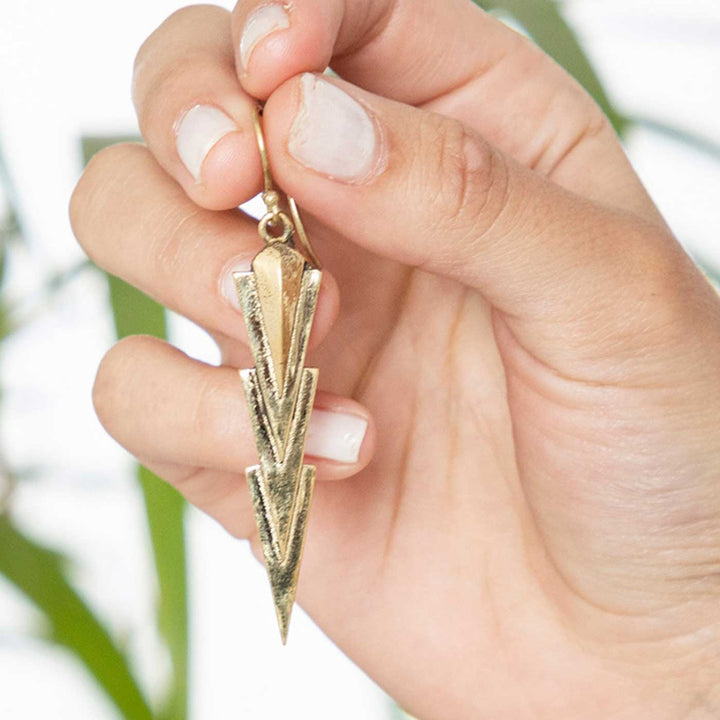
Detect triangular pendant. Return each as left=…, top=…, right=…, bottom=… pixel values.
left=234, top=243, right=321, bottom=642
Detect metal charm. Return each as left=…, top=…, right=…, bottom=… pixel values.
left=233, top=107, right=321, bottom=643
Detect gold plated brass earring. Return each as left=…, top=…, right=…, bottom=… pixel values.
left=233, top=107, right=322, bottom=643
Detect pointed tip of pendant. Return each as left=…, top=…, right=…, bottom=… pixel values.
left=275, top=598, right=294, bottom=645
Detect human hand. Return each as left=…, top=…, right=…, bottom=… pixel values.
left=70, top=1, right=720, bottom=717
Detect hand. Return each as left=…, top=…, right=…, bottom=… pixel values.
left=70, top=2, right=720, bottom=717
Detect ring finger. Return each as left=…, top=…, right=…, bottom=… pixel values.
left=93, top=335, right=375, bottom=533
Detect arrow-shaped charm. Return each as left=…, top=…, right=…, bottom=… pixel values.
left=234, top=241, right=321, bottom=643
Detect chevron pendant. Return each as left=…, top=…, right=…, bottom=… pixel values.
left=234, top=241, right=321, bottom=643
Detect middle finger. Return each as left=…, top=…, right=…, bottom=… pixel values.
left=70, top=142, right=339, bottom=347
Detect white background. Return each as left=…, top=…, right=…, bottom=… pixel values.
left=0, top=1, right=718, bottom=718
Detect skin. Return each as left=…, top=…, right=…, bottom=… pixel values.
left=69, top=1, right=720, bottom=717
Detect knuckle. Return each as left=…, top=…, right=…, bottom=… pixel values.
left=608, top=229, right=708, bottom=348
left=133, top=5, right=230, bottom=121
left=92, top=335, right=157, bottom=427
left=184, top=371, right=240, bottom=461
left=190, top=372, right=225, bottom=439
left=445, top=120, right=495, bottom=217
left=133, top=4, right=227, bottom=81
left=148, top=204, right=202, bottom=283
left=134, top=51, right=221, bottom=131
left=70, top=143, right=146, bottom=261
left=420, top=116, right=509, bottom=265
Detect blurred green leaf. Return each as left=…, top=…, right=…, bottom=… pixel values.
left=0, top=138, right=169, bottom=720
left=83, top=137, right=188, bottom=720
left=139, top=466, right=188, bottom=720
left=0, top=206, right=20, bottom=249
left=0, top=513, right=154, bottom=720
left=0, top=300, right=10, bottom=342
left=475, top=0, right=628, bottom=135
left=103, top=284, right=188, bottom=720
left=697, top=258, right=720, bottom=290
left=0, top=141, right=23, bottom=250
left=81, top=135, right=141, bottom=163
left=630, top=116, right=720, bottom=164
left=0, top=260, right=91, bottom=342
left=106, top=273, right=167, bottom=340
left=388, top=703, right=410, bottom=719
left=104, top=272, right=189, bottom=720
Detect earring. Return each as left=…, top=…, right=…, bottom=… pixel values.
left=233, top=106, right=322, bottom=643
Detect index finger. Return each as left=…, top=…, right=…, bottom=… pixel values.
left=231, top=0, right=502, bottom=105
left=133, top=5, right=262, bottom=210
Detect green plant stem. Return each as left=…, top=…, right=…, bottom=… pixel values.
left=139, top=466, right=188, bottom=720
left=630, top=116, right=720, bottom=163
left=81, top=134, right=189, bottom=719
left=105, top=275, right=188, bottom=720
left=0, top=142, right=22, bottom=246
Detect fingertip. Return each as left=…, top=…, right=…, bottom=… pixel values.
left=309, top=267, right=340, bottom=348
left=187, top=128, right=264, bottom=210
left=218, top=255, right=339, bottom=350
left=309, top=393, right=376, bottom=481
left=232, top=0, right=340, bottom=99
left=261, top=71, right=303, bottom=150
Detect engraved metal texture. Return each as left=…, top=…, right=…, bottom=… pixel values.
left=234, top=241, right=321, bottom=643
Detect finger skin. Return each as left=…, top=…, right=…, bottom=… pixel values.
left=92, top=335, right=375, bottom=480
left=231, top=0, right=530, bottom=104
left=261, top=74, right=719, bottom=379
left=132, top=5, right=262, bottom=209
left=69, top=142, right=339, bottom=349
left=231, top=0, right=658, bottom=217
left=140, top=461, right=258, bottom=539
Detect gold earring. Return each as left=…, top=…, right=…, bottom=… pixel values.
left=233, top=106, right=322, bottom=643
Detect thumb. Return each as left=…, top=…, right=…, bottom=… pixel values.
left=262, top=73, right=714, bottom=378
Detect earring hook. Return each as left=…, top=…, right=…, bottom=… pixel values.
left=252, top=105, right=321, bottom=268
left=251, top=104, right=273, bottom=198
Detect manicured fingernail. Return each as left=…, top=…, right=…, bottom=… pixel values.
left=288, top=73, right=379, bottom=182
left=240, top=4, right=290, bottom=70
left=220, top=256, right=253, bottom=310
left=175, top=105, right=238, bottom=181
left=306, top=410, right=368, bottom=464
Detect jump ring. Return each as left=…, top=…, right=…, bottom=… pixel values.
left=258, top=211, right=294, bottom=244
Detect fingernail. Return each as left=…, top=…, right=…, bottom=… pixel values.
left=306, top=410, right=368, bottom=464
left=220, top=256, right=253, bottom=310
left=175, top=105, right=238, bottom=181
left=288, top=73, right=379, bottom=182
left=240, top=4, right=290, bottom=70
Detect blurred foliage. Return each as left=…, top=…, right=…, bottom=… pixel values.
left=81, top=135, right=141, bottom=163
left=137, top=466, right=188, bottom=720
left=0, top=260, right=91, bottom=342
left=630, top=115, right=720, bottom=163
left=0, top=3, right=719, bottom=720
left=0, top=515, right=154, bottom=720
left=700, top=259, right=720, bottom=290
left=0, top=142, right=20, bottom=338
left=100, top=267, right=189, bottom=720
left=82, top=137, right=189, bottom=720
left=476, top=0, right=628, bottom=133
left=0, top=131, right=188, bottom=720
left=0, top=140, right=21, bottom=247
left=476, top=0, right=720, bottom=165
